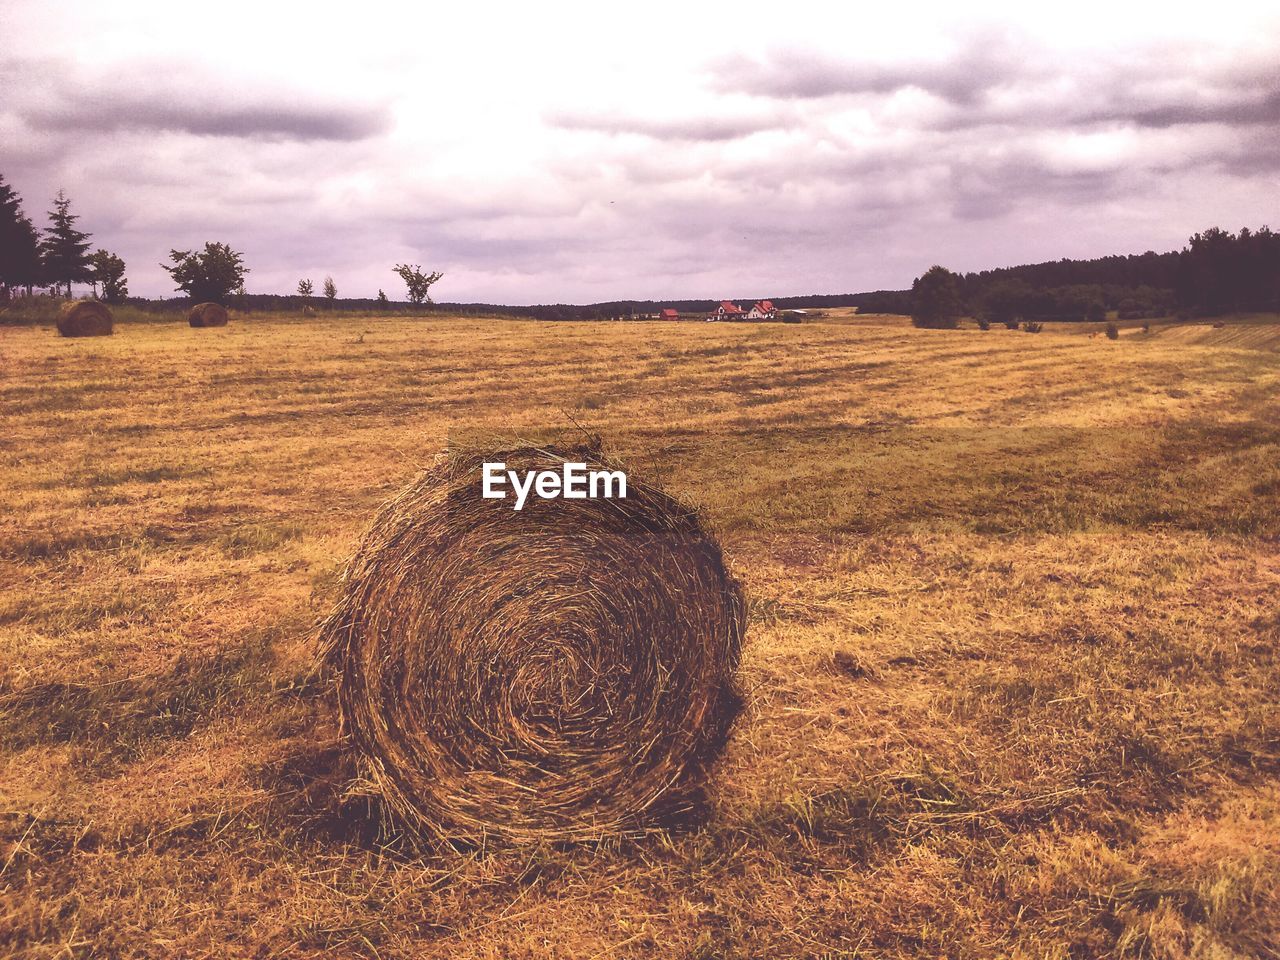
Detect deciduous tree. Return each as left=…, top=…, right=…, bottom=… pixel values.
left=90, top=249, right=128, bottom=304
left=393, top=264, right=443, bottom=305
left=910, top=265, right=963, bottom=329
left=163, top=242, right=248, bottom=304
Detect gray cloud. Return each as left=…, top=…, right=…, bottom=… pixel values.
left=547, top=108, right=786, bottom=142
left=718, top=38, right=1280, bottom=140
left=3, top=57, right=389, bottom=141
left=30, top=94, right=387, bottom=141
left=715, top=31, right=1029, bottom=105
left=1086, top=85, right=1280, bottom=129
left=1201, top=127, right=1280, bottom=176
left=948, top=157, right=1128, bottom=221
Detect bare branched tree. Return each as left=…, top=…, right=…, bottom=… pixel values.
left=393, top=264, right=443, bottom=305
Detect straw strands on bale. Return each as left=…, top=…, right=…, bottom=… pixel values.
left=56, top=300, right=113, bottom=337
left=319, top=444, right=745, bottom=845
left=188, top=302, right=229, bottom=327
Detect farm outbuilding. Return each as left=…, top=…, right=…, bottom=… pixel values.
left=660, top=308, right=679, bottom=320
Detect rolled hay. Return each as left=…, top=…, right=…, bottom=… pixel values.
left=56, top=300, right=113, bottom=337
left=319, top=444, right=744, bottom=844
left=188, top=302, right=229, bottom=327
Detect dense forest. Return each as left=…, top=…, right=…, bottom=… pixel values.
left=911, top=226, right=1280, bottom=325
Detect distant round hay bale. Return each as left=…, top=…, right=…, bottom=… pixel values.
left=319, top=444, right=744, bottom=844
left=188, top=302, right=229, bottom=327
left=56, top=300, right=113, bottom=337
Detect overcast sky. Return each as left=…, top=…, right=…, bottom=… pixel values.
left=2, top=1, right=1277, bottom=302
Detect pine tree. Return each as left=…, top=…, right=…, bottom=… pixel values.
left=41, top=190, right=93, bottom=296
left=0, top=175, right=43, bottom=295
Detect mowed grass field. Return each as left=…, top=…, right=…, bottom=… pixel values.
left=2, top=314, right=1279, bottom=959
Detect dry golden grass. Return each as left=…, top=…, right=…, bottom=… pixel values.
left=1, top=314, right=1278, bottom=958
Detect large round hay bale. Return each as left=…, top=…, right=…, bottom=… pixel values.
left=188, top=302, right=228, bottom=327
left=56, top=300, right=113, bottom=337
left=319, top=444, right=744, bottom=844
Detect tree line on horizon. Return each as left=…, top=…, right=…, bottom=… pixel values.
left=910, top=226, right=1280, bottom=328
left=5, top=172, right=1277, bottom=324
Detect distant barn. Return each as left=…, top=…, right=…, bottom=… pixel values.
left=660, top=308, right=679, bottom=320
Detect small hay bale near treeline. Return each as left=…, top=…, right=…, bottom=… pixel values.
left=56, top=300, right=113, bottom=337
left=188, top=302, right=229, bottom=327
left=318, top=443, right=745, bottom=845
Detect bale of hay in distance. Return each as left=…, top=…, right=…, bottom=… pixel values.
left=56, top=300, right=113, bottom=337
left=188, top=302, right=229, bottom=327
left=318, top=443, right=744, bottom=844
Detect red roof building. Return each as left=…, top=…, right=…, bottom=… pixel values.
left=660, top=308, right=679, bottom=319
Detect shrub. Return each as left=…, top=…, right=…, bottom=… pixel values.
left=1023, top=321, right=1043, bottom=334
left=1004, top=318, right=1020, bottom=330
left=1105, top=321, right=1120, bottom=340
left=976, top=317, right=991, bottom=331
